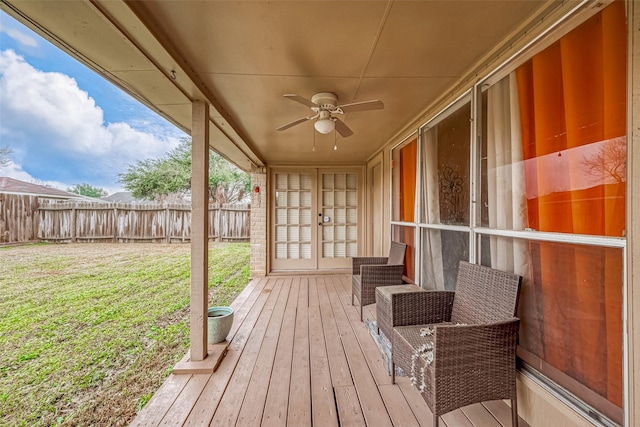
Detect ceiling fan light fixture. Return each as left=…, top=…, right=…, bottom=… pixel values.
left=314, top=118, right=335, bottom=134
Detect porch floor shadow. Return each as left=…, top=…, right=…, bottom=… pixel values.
left=131, top=275, right=529, bottom=427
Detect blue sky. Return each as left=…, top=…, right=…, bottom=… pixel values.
left=0, top=11, right=186, bottom=195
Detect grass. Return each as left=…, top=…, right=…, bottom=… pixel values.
left=0, top=242, right=250, bottom=426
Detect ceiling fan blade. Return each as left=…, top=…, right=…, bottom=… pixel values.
left=276, top=115, right=313, bottom=131
left=336, top=99, right=384, bottom=113
left=333, top=117, right=354, bottom=138
left=283, top=94, right=317, bottom=108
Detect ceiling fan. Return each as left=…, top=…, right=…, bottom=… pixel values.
left=276, top=92, right=384, bottom=137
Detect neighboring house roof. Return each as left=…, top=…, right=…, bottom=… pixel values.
left=102, top=191, right=153, bottom=204
left=0, top=177, right=82, bottom=200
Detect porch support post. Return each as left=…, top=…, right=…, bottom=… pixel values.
left=190, top=100, right=210, bottom=361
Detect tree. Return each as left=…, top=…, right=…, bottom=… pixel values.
left=0, top=145, right=13, bottom=168
left=207, top=150, right=250, bottom=204
left=581, top=137, right=626, bottom=184
left=118, top=138, right=250, bottom=203
left=68, top=183, right=108, bottom=198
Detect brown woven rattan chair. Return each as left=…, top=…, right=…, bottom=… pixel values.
left=391, top=261, right=522, bottom=427
left=375, top=284, right=452, bottom=345
left=351, top=241, right=407, bottom=321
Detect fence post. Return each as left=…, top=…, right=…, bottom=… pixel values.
left=71, top=206, right=76, bottom=243
left=181, top=208, right=186, bottom=243
left=217, top=204, right=222, bottom=242
left=166, top=206, right=170, bottom=243
left=113, top=206, right=118, bottom=243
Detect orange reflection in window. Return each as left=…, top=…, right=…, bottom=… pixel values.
left=515, top=0, right=625, bottom=413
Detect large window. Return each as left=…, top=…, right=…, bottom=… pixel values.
left=418, top=98, right=471, bottom=289
left=390, top=1, right=627, bottom=424
left=392, top=138, right=417, bottom=223
left=392, top=137, right=418, bottom=281
left=478, top=2, right=626, bottom=423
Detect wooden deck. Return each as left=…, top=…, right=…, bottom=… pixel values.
left=131, top=275, right=527, bottom=426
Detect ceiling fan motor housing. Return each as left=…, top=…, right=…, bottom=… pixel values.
left=311, top=92, right=338, bottom=111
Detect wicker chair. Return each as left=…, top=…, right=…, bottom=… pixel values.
left=375, top=284, right=452, bottom=345
left=391, top=261, right=522, bottom=427
left=351, top=241, right=407, bottom=321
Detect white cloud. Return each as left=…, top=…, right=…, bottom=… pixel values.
left=0, top=49, right=182, bottom=190
left=1, top=160, right=71, bottom=191
left=0, top=25, right=38, bottom=48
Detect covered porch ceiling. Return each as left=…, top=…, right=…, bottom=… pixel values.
left=1, top=0, right=555, bottom=171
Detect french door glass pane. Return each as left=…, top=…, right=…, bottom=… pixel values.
left=322, top=173, right=357, bottom=258
left=274, top=173, right=312, bottom=260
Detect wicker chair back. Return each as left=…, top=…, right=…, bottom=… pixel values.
left=450, top=261, right=522, bottom=325
left=387, top=241, right=407, bottom=265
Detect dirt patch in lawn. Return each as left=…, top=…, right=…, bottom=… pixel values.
left=0, top=242, right=250, bottom=426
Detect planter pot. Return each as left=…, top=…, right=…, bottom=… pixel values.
left=207, top=306, right=234, bottom=344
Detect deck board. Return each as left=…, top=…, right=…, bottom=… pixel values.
left=461, top=403, right=503, bottom=426
left=209, top=279, right=284, bottom=426
left=397, top=376, right=434, bottom=427
left=316, top=277, right=353, bottom=387
left=158, top=374, right=209, bottom=426
left=378, top=384, right=421, bottom=427
left=442, top=409, right=476, bottom=427
left=334, top=385, right=367, bottom=426
left=228, top=276, right=271, bottom=341
left=132, top=274, right=527, bottom=427
left=261, top=278, right=299, bottom=427
left=236, top=279, right=291, bottom=426
left=330, top=276, right=390, bottom=386
left=482, top=400, right=529, bottom=427
left=324, top=277, right=393, bottom=427
left=287, top=278, right=311, bottom=426
left=309, top=303, right=339, bottom=426
left=130, top=373, right=191, bottom=427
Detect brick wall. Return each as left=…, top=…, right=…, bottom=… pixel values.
left=250, top=166, right=267, bottom=277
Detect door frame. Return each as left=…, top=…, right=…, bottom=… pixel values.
left=269, top=166, right=364, bottom=272
left=367, top=153, right=384, bottom=257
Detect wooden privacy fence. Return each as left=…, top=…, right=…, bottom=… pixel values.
left=37, top=201, right=250, bottom=243
left=0, top=193, right=39, bottom=243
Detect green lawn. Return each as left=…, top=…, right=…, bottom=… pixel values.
left=0, top=242, right=250, bottom=426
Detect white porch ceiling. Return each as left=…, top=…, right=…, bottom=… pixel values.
left=1, top=0, right=555, bottom=170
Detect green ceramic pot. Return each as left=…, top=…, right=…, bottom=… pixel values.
left=207, top=306, right=234, bottom=344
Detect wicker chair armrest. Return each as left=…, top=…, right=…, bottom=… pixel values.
left=391, top=290, right=455, bottom=326
left=360, top=264, right=404, bottom=285
left=417, top=318, right=520, bottom=415
left=352, top=257, right=388, bottom=275
left=433, top=318, right=520, bottom=366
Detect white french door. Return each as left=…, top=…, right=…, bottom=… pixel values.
left=271, top=168, right=360, bottom=271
